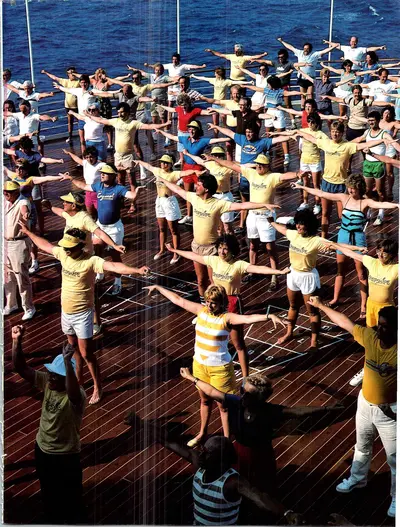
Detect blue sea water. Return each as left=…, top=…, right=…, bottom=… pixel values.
left=3, top=0, right=399, bottom=85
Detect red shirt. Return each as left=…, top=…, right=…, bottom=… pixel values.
left=175, top=106, right=202, bottom=132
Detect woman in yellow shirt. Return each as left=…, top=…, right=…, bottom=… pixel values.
left=166, top=234, right=290, bottom=378
left=144, top=283, right=286, bottom=448
left=268, top=209, right=330, bottom=351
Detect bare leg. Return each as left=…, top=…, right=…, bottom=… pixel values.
left=331, top=255, right=347, bottom=305
left=231, top=326, right=248, bottom=377
left=249, top=238, right=260, bottom=266
left=277, top=288, right=300, bottom=345
left=355, top=258, right=368, bottom=315
left=183, top=180, right=194, bottom=217
left=303, top=292, right=321, bottom=349
left=194, top=261, right=210, bottom=297
left=78, top=129, right=86, bottom=155
left=167, top=219, right=180, bottom=250
left=212, top=112, right=220, bottom=138
left=217, top=401, right=230, bottom=438
left=239, top=192, right=248, bottom=229
left=321, top=197, right=332, bottom=238
left=77, top=337, right=102, bottom=405
left=156, top=218, right=167, bottom=257
left=193, top=390, right=213, bottom=442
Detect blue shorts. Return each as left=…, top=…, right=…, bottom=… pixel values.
left=78, top=120, right=85, bottom=131
left=321, top=179, right=346, bottom=194
left=239, top=176, right=250, bottom=197
left=337, top=228, right=366, bottom=255
left=86, top=140, right=106, bottom=161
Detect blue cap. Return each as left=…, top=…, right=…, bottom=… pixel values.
left=44, top=354, right=76, bottom=376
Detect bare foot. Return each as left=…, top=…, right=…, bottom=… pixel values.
left=89, top=389, right=102, bottom=405
left=359, top=310, right=366, bottom=320
left=277, top=333, right=294, bottom=345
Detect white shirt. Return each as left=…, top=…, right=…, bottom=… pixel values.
left=340, top=46, right=367, bottom=70
left=83, top=160, right=105, bottom=186
left=251, top=74, right=268, bottom=106
left=17, top=90, right=41, bottom=113
left=84, top=117, right=104, bottom=142
left=12, top=112, right=40, bottom=145
left=4, top=80, right=21, bottom=103
left=68, top=88, right=97, bottom=114
left=367, top=80, right=397, bottom=102
left=3, top=116, right=19, bottom=138
left=293, top=49, right=324, bottom=78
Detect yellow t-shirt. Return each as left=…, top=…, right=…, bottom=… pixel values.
left=152, top=167, right=181, bottom=197
left=300, top=129, right=328, bottom=164
left=62, top=210, right=98, bottom=245
left=317, top=138, right=357, bottom=185
left=194, top=307, right=231, bottom=365
left=58, top=78, right=80, bottom=109
left=204, top=161, right=233, bottom=193
left=53, top=246, right=105, bottom=314
left=186, top=193, right=231, bottom=245
left=241, top=167, right=281, bottom=212
left=203, top=255, right=249, bottom=295
left=286, top=229, right=327, bottom=272
left=225, top=54, right=252, bottom=80
left=34, top=371, right=86, bottom=454
left=221, top=99, right=240, bottom=127
left=108, top=117, right=142, bottom=154
left=353, top=325, right=397, bottom=404
left=208, top=78, right=234, bottom=100
left=363, top=256, right=398, bottom=304
left=130, top=83, right=151, bottom=110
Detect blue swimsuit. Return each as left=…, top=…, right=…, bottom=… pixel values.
left=337, top=198, right=367, bottom=253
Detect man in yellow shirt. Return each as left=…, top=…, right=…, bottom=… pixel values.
left=12, top=326, right=87, bottom=523
left=86, top=102, right=170, bottom=212
left=19, top=225, right=150, bottom=405
left=208, top=153, right=298, bottom=290
left=297, top=121, right=392, bottom=237
left=158, top=172, right=277, bottom=299
left=205, top=44, right=268, bottom=81
left=309, top=297, right=397, bottom=519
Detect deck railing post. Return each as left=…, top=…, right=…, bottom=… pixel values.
left=177, top=0, right=180, bottom=54
left=25, top=0, right=35, bottom=84
left=328, top=0, right=334, bottom=61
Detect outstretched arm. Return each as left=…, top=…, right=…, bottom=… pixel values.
left=369, top=153, right=400, bottom=167
left=204, top=48, right=227, bottom=59
left=268, top=219, right=287, bottom=237
left=165, top=245, right=206, bottom=265
left=19, top=222, right=55, bottom=255
left=157, top=176, right=187, bottom=200
left=207, top=123, right=235, bottom=139
left=62, top=344, right=83, bottom=405
left=103, top=261, right=150, bottom=276
left=283, top=404, right=344, bottom=418
left=11, top=326, right=35, bottom=384
left=62, top=149, right=83, bottom=165
left=203, top=155, right=241, bottom=173
left=180, top=367, right=225, bottom=402
left=143, top=285, right=202, bottom=315
left=291, top=182, right=345, bottom=202
left=308, top=296, right=355, bottom=334
left=276, top=37, right=296, bottom=53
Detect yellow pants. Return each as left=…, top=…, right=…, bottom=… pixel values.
left=366, top=298, right=393, bottom=328
left=193, top=359, right=236, bottom=394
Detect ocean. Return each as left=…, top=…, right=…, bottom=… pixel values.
left=3, top=0, right=399, bottom=84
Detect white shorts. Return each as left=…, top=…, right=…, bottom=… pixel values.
left=246, top=210, right=276, bottom=242
left=114, top=152, right=134, bottom=170
left=300, top=160, right=322, bottom=173
left=155, top=195, right=182, bottom=221
left=213, top=191, right=234, bottom=223
left=61, top=308, right=94, bottom=339
left=96, top=218, right=124, bottom=246
left=287, top=267, right=320, bottom=295
left=264, top=108, right=286, bottom=129
left=235, top=144, right=242, bottom=163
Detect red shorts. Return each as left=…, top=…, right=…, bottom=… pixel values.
left=85, top=191, right=98, bottom=209
left=182, top=162, right=201, bottom=185
left=227, top=295, right=243, bottom=314
left=233, top=441, right=277, bottom=493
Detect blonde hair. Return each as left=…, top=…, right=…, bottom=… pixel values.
left=204, top=285, right=228, bottom=309
left=320, top=68, right=330, bottom=79
left=94, top=68, right=106, bottom=80
left=245, top=373, right=273, bottom=400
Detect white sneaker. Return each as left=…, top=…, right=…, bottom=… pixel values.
left=164, top=138, right=171, bottom=147
left=297, top=203, right=310, bottom=211
left=170, top=255, right=180, bottom=265
left=139, top=167, right=147, bottom=180
left=284, top=154, right=290, bottom=166
left=3, top=305, right=18, bottom=316
left=39, top=162, right=46, bottom=169
left=150, top=153, right=157, bottom=162
left=178, top=215, right=191, bottom=224
left=192, top=317, right=198, bottom=325
left=22, top=307, right=36, bottom=321
left=153, top=253, right=164, bottom=261
left=96, top=273, right=104, bottom=282
left=29, top=261, right=40, bottom=274
left=107, top=144, right=114, bottom=151
left=93, top=323, right=103, bottom=337
left=336, top=476, right=367, bottom=493
left=349, top=369, right=364, bottom=387
left=174, top=161, right=182, bottom=168
left=313, top=204, right=321, bottom=215
left=373, top=216, right=383, bottom=226
left=387, top=497, right=396, bottom=518
left=177, top=178, right=184, bottom=187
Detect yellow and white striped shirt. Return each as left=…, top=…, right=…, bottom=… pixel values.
left=194, top=307, right=232, bottom=366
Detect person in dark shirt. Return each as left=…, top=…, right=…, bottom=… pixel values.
left=231, top=97, right=261, bottom=135
left=179, top=367, right=342, bottom=493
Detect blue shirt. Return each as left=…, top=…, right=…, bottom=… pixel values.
left=91, top=181, right=127, bottom=225
left=234, top=133, right=272, bottom=164
left=263, top=87, right=284, bottom=108
left=179, top=136, right=211, bottom=165
left=15, top=150, right=42, bottom=177
left=359, top=62, right=381, bottom=84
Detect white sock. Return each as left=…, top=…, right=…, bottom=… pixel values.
left=140, top=165, right=146, bottom=178
left=114, top=277, right=122, bottom=285
left=378, top=209, right=384, bottom=218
